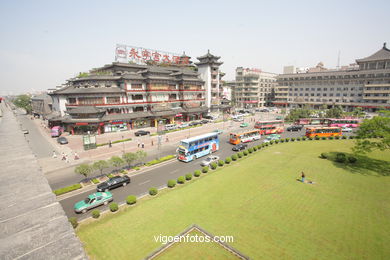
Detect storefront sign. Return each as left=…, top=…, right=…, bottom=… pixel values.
left=76, top=122, right=88, bottom=125
left=115, top=44, right=189, bottom=65
left=175, top=113, right=183, bottom=117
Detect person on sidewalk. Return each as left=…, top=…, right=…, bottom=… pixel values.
left=166, top=136, right=169, bottom=142
left=137, top=140, right=140, bottom=148
left=141, top=142, right=145, bottom=148
left=65, top=154, right=69, bottom=163
left=74, top=152, right=79, bottom=160
left=109, top=140, right=112, bottom=148
left=52, top=151, right=57, bottom=158
left=61, top=152, right=66, bottom=161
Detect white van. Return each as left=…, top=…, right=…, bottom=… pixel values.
left=164, top=124, right=177, bottom=131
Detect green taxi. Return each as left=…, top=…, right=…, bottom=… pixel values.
left=74, top=191, right=113, bottom=213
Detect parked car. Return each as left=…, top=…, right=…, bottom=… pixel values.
left=232, top=143, right=248, bottom=151
left=233, top=117, right=244, bottom=122
left=164, top=124, right=177, bottom=131
left=240, top=122, right=249, bottom=128
left=22, top=129, right=29, bottom=134
left=200, top=155, right=220, bottom=166
left=286, top=125, right=303, bottom=132
left=259, top=108, right=270, bottom=112
left=178, top=123, right=190, bottom=129
left=57, top=136, right=68, bottom=144
left=201, top=119, right=210, bottom=124
left=263, top=134, right=281, bottom=143
left=189, top=121, right=202, bottom=126
left=135, top=130, right=150, bottom=136
left=74, top=191, right=113, bottom=213
left=97, top=176, right=130, bottom=192
left=275, top=116, right=283, bottom=120
left=342, top=127, right=353, bottom=132
left=213, top=129, right=223, bottom=135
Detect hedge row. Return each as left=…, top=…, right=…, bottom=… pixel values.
left=54, top=183, right=82, bottom=196
left=97, top=138, right=132, bottom=147
left=145, top=155, right=176, bottom=166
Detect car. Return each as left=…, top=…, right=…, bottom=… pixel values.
left=275, top=116, right=283, bottom=120
left=164, top=124, right=177, bottom=131
left=200, top=119, right=210, bottom=124
left=240, top=122, right=249, bottom=128
left=135, top=130, right=150, bottom=136
left=178, top=123, right=190, bottom=129
left=259, top=108, right=270, bottom=112
left=233, top=117, right=244, bottom=122
left=232, top=143, right=248, bottom=151
left=189, top=121, right=202, bottom=126
left=286, top=125, right=303, bottom=131
left=22, top=129, right=29, bottom=134
left=74, top=191, right=113, bottom=213
left=342, top=127, right=353, bottom=132
left=200, top=155, right=220, bottom=166
left=263, top=134, right=281, bottom=143
left=97, top=176, right=131, bottom=192
left=57, top=136, right=68, bottom=144
left=213, top=129, right=223, bottom=135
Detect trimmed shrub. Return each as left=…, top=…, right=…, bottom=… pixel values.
left=253, top=146, right=258, bottom=151
left=107, top=173, right=115, bottom=178
left=285, top=138, right=290, bottom=142
left=296, top=137, right=301, bottom=141
left=69, top=217, right=78, bottom=229
left=54, top=183, right=82, bottom=196
left=275, top=139, right=280, bottom=143
left=91, top=178, right=99, bottom=184
left=336, top=153, right=346, bottom=163
left=314, top=136, right=320, bottom=140
left=257, top=144, right=262, bottom=149
left=194, top=170, right=201, bottom=177
left=302, top=136, right=307, bottom=141
left=308, top=137, right=313, bottom=141
left=185, top=173, right=192, bottom=180
left=329, top=136, right=334, bottom=140
left=335, top=136, right=340, bottom=139
left=291, top=137, right=296, bottom=142
left=265, top=142, right=269, bottom=146
left=92, top=209, right=100, bottom=219
left=202, top=166, right=209, bottom=173
left=177, top=176, right=185, bottom=184
left=320, top=153, right=327, bottom=159
left=120, top=169, right=127, bottom=174
left=126, top=195, right=137, bottom=205
left=237, top=152, right=243, bottom=158
left=248, top=148, right=254, bottom=153
left=269, top=140, right=274, bottom=145
left=225, top=157, right=232, bottom=164
left=133, top=166, right=141, bottom=170
left=149, top=187, right=158, bottom=196
left=210, top=162, right=218, bottom=170
left=280, top=139, right=285, bottom=143
left=231, top=154, right=238, bottom=161
left=109, top=203, right=119, bottom=212
left=348, top=156, right=357, bottom=163
left=218, top=160, right=225, bottom=166
left=349, top=136, right=355, bottom=139
left=243, top=150, right=249, bottom=156
left=167, top=179, right=176, bottom=188
left=342, top=135, right=347, bottom=139
left=321, top=136, right=327, bottom=140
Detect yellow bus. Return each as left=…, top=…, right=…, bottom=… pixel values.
left=229, top=129, right=261, bottom=145
left=305, top=127, right=342, bottom=138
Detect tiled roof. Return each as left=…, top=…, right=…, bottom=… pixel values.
left=356, top=43, right=390, bottom=62
left=53, top=86, right=124, bottom=94
left=66, top=106, right=105, bottom=114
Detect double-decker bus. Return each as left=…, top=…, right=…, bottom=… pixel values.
left=328, top=118, right=361, bottom=128
left=177, top=132, right=219, bottom=162
left=295, top=118, right=330, bottom=126
left=254, top=120, right=284, bottom=135
left=305, top=127, right=342, bottom=138
left=229, top=129, right=261, bottom=145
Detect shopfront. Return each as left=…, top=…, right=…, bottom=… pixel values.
left=133, top=118, right=151, bottom=129
left=104, top=120, right=128, bottom=133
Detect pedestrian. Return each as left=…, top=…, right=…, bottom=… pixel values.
left=166, top=136, right=169, bottom=142
left=52, top=151, right=57, bottom=158
left=61, top=152, right=66, bottom=161
left=151, top=140, right=154, bottom=146
left=109, top=140, right=112, bottom=148
left=137, top=140, right=140, bottom=148
left=65, top=154, right=69, bottom=163
left=301, top=171, right=305, bottom=183
left=141, top=142, right=144, bottom=148
left=74, top=152, right=79, bottom=160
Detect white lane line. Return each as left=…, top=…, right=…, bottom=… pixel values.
left=138, top=180, right=151, bottom=186
left=170, top=169, right=179, bottom=174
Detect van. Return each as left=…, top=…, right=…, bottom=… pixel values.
left=51, top=126, right=63, bottom=137
left=164, top=124, right=177, bottom=131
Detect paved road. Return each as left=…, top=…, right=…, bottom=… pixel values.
left=59, top=126, right=312, bottom=221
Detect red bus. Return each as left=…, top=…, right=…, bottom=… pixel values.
left=295, top=118, right=330, bottom=126
left=254, top=120, right=284, bottom=135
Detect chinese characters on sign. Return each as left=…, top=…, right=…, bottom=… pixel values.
left=115, top=44, right=190, bottom=65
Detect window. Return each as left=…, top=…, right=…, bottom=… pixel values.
left=106, top=96, right=121, bottom=104
left=68, top=98, right=76, bottom=104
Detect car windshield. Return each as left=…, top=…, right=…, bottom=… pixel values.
left=205, top=158, right=212, bottom=162
left=84, top=198, right=91, bottom=203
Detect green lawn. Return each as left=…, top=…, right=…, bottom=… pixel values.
left=77, top=140, right=390, bottom=260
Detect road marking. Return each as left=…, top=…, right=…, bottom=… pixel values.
left=139, top=180, right=151, bottom=186
left=170, top=169, right=179, bottom=174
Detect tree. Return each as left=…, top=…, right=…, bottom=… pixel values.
left=325, top=106, right=344, bottom=118
left=285, top=108, right=311, bottom=122
left=75, top=164, right=92, bottom=178
left=92, top=160, right=109, bottom=175
left=109, top=156, right=124, bottom=172
left=122, top=152, right=137, bottom=168
left=13, top=94, right=32, bottom=114
left=135, top=150, right=147, bottom=164
left=353, top=114, right=390, bottom=154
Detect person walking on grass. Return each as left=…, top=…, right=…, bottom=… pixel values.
left=301, top=171, right=305, bottom=183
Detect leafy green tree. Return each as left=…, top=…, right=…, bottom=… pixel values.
left=353, top=114, right=390, bottom=154
left=13, top=94, right=32, bottom=114
left=75, top=164, right=92, bottom=178
left=92, top=160, right=109, bottom=175
left=285, top=108, right=311, bottom=122
left=122, top=152, right=137, bottom=168
left=135, top=150, right=147, bottom=164
left=326, top=106, right=344, bottom=118
left=109, top=156, right=124, bottom=172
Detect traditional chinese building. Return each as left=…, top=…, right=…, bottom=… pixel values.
left=49, top=59, right=207, bottom=134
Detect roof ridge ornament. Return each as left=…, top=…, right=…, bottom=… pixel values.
left=384, top=42, right=387, bottom=49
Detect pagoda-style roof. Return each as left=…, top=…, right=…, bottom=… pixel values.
left=197, top=50, right=221, bottom=60
left=356, top=43, right=390, bottom=63
left=52, top=85, right=124, bottom=95
left=66, top=106, right=105, bottom=114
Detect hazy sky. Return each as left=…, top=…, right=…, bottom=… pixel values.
left=0, top=0, right=389, bottom=95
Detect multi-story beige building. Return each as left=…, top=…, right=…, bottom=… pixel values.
left=234, top=67, right=277, bottom=109
left=276, top=43, right=390, bottom=111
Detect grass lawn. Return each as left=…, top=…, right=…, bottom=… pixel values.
left=77, top=140, right=390, bottom=260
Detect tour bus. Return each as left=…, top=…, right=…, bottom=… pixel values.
left=328, top=118, right=361, bottom=128
left=254, top=120, right=284, bottom=135
left=229, top=129, right=261, bottom=145
left=305, top=127, right=342, bottom=138
left=177, top=132, right=219, bottom=162
left=51, top=126, right=63, bottom=137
